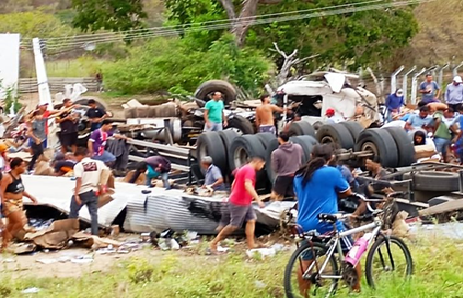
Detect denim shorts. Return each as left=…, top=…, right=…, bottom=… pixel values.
left=92, top=151, right=116, bottom=163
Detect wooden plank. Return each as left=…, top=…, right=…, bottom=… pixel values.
left=418, top=199, right=463, bottom=216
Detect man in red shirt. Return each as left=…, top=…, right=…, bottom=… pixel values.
left=210, top=157, right=266, bottom=253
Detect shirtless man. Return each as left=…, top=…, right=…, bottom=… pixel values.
left=255, top=94, right=285, bottom=135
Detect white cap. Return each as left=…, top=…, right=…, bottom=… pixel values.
left=396, top=89, right=404, bottom=96
left=454, top=76, right=463, bottom=83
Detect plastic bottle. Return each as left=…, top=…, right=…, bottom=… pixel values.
left=345, top=233, right=372, bottom=266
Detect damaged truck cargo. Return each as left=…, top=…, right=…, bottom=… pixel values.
left=21, top=175, right=293, bottom=235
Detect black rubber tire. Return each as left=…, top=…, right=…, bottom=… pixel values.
left=218, top=129, right=241, bottom=152
left=413, top=171, right=460, bottom=192
left=194, top=80, right=236, bottom=105
left=289, top=135, right=317, bottom=164
left=284, top=242, right=339, bottom=298
left=218, top=129, right=241, bottom=174
left=265, top=139, right=280, bottom=184
left=339, top=121, right=364, bottom=142
left=228, top=135, right=267, bottom=172
left=313, top=121, right=324, bottom=131
left=355, top=129, right=399, bottom=168
left=287, top=121, right=316, bottom=138
left=196, top=132, right=227, bottom=175
left=227, top=116, right=255, bottom=134
left=365, top=235, right=413, bottom=289
left=256, top=132, right=277, bottom=150
left=316, top=124, right=355, bottom=150
left=383, top=127, right=416, bottom=167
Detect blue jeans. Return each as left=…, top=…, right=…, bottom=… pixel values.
left=147, top=172, right=170, bottom=189
left=90, top=123, right=102, bottom=131
left=92, top=151, right=116, bottom=163
left=69, top=191, right=98, bottom=235
left=433, top=137, right=451, bottom=157
left=205, top=122, right=223, bottom=132
left=386, top=110, right=394, bottom=123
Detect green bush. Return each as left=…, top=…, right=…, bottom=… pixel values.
left=103, top=34, right=272, bottom=97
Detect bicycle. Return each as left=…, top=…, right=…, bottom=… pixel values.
left=283, top=193, right=414, bottom=298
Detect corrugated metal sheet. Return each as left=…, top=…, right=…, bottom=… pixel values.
left=21, top=175, right=295, bottom=234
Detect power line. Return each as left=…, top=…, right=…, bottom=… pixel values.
left=23, top=0, right=433, bottom=52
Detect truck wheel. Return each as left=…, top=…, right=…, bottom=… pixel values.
left=194, top=80, right=236, bottom=105
left=197, top=132, right=227, bottom=175
left=383, top=127, right=416, bottom=167
left=227, top=116, right=255, bottom=134
left=289, top=135, right=318, bottom=164
left=256, top=132, right=277, bottom=149
left=265, top=138, right=280, bottom=184
left=355, top=128, right=399, bottom=168
left=219, top=129, right=241, bottom=173
left=413, top=171, right=460, bottom=192
left=229, top=135, right=266, bottom=172
left=287, top=121, right=316, bottom=138
left=229, top=135, right=270, bottom=192
left=339, top=121, right=364, bottom=142
left=316, top=124, right=354, bottom=150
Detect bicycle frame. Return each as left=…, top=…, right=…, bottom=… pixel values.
left=303, top=219, right=381, bottom=281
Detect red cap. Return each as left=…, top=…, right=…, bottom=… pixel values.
left=326, top=108, right=335, bottom=116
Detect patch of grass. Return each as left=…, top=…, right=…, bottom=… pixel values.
left=2, top=232, right=463, bottom=297
left=46, top=57, right=106, bottom=78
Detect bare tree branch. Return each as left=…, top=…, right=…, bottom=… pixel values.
left=218, top=0, right=236, bottom=20
left=291, top=54, right=320, bottom=65
left=231, top=0, right=260, bottom=46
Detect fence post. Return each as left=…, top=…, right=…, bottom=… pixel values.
left=411, top=68, right=426, bottom=105
left=403, top=66, right=416, bottom=104
left=438, top=63, right=450, bottom=91
left=453, top=61, right=463, bottom=78
left=391, top=65, right=405, bottom=94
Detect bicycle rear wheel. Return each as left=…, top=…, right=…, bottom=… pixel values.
left=365, top=235, right=413, bottom=289
left=284, top=241, right=339, bottom=298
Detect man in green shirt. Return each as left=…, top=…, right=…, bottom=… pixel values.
left=204, top=92, right=227, bottom=131
left=432, top=111, right=452, bottom=162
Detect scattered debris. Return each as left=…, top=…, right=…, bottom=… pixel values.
left=245, top=244, right=284, bottom=259
left=1, top=258, right=15, bottom=263
left=21, top=288, right=40, bottom=294
left=254, top=281, right=267, bottom=289
left=71, top=255, right=94, bottom=264
left=36, top=258, right=58, bottom=264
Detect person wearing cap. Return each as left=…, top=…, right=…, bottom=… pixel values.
left=419, top=74, right=441, bottom=104
left=325, top=108, right=339, bottom=124
left=445, top=76, right=463, bottom=112
left=385, top=89, right=405, bottom=123
left=200, top=156, right=225, bottom=191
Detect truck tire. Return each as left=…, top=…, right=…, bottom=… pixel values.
left=289, top=135, right=317, bottom=164
left=229, top=135, right=270, bottom=192
left=313, top=121, right=324, bottom=131
left=413, top=171, right=460, bottom=192
left=355, top=128, right=399, bottom=168
left=339, top=121, right=364, bottom=142
left=194, top=80, right=236, bottom=105
left=219, top=129, right=241, bottom=173
left=287, top=121, right=316, bottom=138
left=316, top=124, right=354, bottom=150
left=383, top=127, right=416, bottom=167
left=197, top=132, right=227, bottom=175
left=265, top=138, right=280, bottom=184
left=256, top=132, right=277, bottom=150
left=227, top=116, right=255, bottom=134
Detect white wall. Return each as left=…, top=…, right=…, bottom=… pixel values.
left=0, top=33, right=21, bottom=99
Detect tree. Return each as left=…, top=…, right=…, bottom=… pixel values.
left=0, top=11, right=75, bottom=38
left=165, top=0, right=419, bottom=68
left=71, top=0, right=147, bottom=32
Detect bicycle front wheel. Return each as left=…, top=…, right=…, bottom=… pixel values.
left=365, top=235, right=413, bottom=289
left=283, top=241, right=339, bottom=298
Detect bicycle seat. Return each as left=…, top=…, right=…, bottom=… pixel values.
left=317, top=213, right=338, bottom=223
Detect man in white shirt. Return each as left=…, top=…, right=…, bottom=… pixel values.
left=69, top=147, right=108, bottom=235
